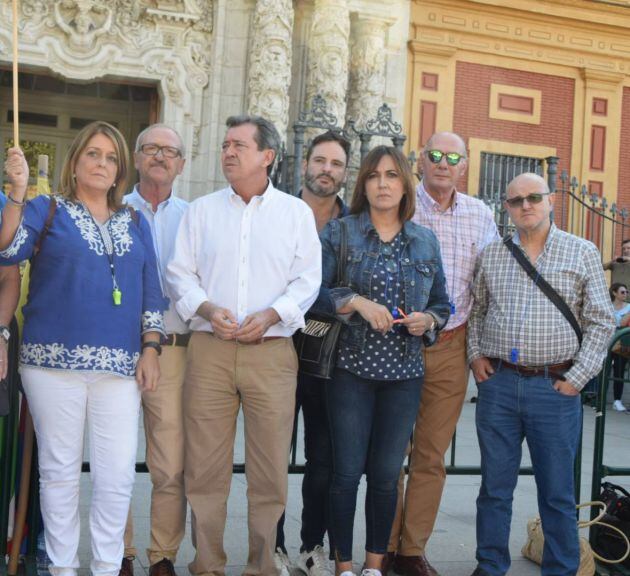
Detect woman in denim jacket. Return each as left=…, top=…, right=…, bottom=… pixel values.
left=315, top=146, right=450, bottom=576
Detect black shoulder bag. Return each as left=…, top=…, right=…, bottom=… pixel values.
left=294, top=220, right=348, bottom=380
left=503, top=236, right=583, bottom=346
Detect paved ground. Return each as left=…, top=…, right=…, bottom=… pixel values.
left=72, top=378, right=630, bottom=576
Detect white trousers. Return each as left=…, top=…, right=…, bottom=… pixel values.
left=21, top=367, right=141, bottom=576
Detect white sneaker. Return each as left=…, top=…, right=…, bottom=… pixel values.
left=613, top=399, right=627, bottom=412
left=361, top=570, right=382, bottom=576
left=339, top=572, right=357, bottom=576
left=296, top=545, right=333, bottom=575
left=274, top=547, right=292, bottom=576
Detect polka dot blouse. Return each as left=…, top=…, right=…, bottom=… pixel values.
left=337, top=232, right=423, bottom=381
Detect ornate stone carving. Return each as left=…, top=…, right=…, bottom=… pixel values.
left=305, top=0, right=350, bottom=129
left=347, top=14, right=391, bottom=157
left=12, top=1, right=212, bottom=80
left=246, top=0, right=294, bottom=138
left=53, top=1, right=113, bottom=50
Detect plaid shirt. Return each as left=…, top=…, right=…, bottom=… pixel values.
left=413, top=181, right=499, bottom=330
left=468, top=224, right=615, bottom=390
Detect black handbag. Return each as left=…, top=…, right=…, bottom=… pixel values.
left=294, top=220, right=348, bottom=380
left=591, top=482, right=630, bottom=567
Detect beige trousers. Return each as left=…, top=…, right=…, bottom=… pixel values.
left=184, top=332, right=297, bottom=576
left=124, top=345, right=188, bottom=565
left=388, top=327, right=469, bottom=555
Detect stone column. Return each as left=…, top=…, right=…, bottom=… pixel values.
left=305, top=0, right=350, bottom=127
left=346, top=14, right=392, bottom=162
left=246, top=0, right=294, bottom=139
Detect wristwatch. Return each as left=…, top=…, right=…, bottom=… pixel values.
left=0, top=325, right=10, bottom=343
left=142, top=341, right=162, bottom=356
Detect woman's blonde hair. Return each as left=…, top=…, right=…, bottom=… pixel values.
left=59, top=121, right=129, bottom=210
left=350, top=145, right=416, bottom=222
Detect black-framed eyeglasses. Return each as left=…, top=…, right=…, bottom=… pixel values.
left=139, top=144, right=182, bottom=159
left=504, top=192, right=551, bottom=208
left=425, top=150, right=465, bottom=166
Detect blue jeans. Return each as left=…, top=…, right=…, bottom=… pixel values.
left=326, top=368, right=422, bottom=562
left=475, top=365, right=582, bottom=576
left=276, top=372, right=334, bottom=553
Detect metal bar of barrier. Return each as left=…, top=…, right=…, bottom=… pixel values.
left=590, top=329, right=630, bottom=527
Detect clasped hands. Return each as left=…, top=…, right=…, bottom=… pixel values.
left=199, top=302, right=280, bottom=343
left=342, top=295, right=434, bottom=336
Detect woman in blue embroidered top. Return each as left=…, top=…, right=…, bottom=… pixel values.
left=314, top=146, right=450, bottom=576
left=2, top=121, right=166, bottom=576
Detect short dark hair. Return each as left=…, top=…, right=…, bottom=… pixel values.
left=350, top=145, right=416, bottom=222
left=622, top=238, right=630, bottom=247
left=225, top=115, right=280, bottom=175
left=610, top=282, right=628, bottom=302
left=306, top=130, right=351, bottom=165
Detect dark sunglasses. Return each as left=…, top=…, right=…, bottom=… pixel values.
left=504, top=192, right=551, bottom=208
left=425, top=150, right=464, bottom=166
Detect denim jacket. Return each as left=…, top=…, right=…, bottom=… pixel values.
left=313, top=210, right=451, bottom=361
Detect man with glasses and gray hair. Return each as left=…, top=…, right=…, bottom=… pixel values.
left=120, top=123, right=189, bottom=576
left=386, top=132, right=498, bottom=576
left=166, top=115, right=322, bottom=576
left=467, top=172, right=613, bottom=575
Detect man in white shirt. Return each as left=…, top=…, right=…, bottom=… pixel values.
left=166, top=115, right=322, bottom=576
left=121, top=124, right=189, bottom=576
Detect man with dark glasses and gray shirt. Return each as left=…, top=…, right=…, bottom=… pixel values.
left=468, top=172, right=613, bottom=576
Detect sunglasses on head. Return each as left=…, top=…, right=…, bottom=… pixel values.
left=425, top=150, right=464, bottom=166
left=504, top=192, right=551, bottom=208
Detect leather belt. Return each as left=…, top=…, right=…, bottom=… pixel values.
left=164, top=333, right=192, bottom=347
left=492, top=358, right=573, bottom=380
left=208, top=332, right=286, bottom=346
left=238, top=336, right=286, bottom=346
left=437, top=322, right=467, bottom=343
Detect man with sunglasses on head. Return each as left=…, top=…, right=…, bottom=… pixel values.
left=603, top=238, right=630, bottom=290
left=386, top=132, right=498, bottom=576
left=468, top=173, right=613, bottom=576
left=120, top=124, right=189, bottom=576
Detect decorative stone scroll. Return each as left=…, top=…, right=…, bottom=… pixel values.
left=246, top=0, right=294, bottom=139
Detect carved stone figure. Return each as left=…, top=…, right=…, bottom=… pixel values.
left=53, top=0, right=113, bottom=50
left=246, top=0, right=294, bottom=138
left=305, top=0, right=350, bottom=128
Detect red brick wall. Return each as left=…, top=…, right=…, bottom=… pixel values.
left=616, top=87, right=630, bottom=250
left=452, top=61, right=575, bottom=195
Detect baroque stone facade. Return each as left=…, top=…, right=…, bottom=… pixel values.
left=0, top=0, right=411, bottom=198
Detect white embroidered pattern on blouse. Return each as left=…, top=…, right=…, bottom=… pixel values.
left=0, top=220, right=28, bottom=258
left=58, top=198, right=133, bottom=257
left=142, top=310, right=166, bottom=334
left=21, top=342, right=139, bottom=377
